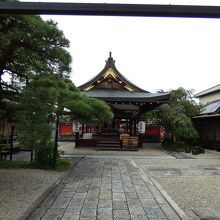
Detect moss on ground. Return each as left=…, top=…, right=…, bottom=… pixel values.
left=0, top=159, right=71, bottom=171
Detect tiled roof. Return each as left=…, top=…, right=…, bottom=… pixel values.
left=82, top=90, right=170, bottom=102
left=195, top=84, right=220, bottom=97
left=200, top=99, right=220, bottom=114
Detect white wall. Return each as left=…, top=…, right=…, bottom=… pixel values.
left=199, top=91, right=220, bottom=105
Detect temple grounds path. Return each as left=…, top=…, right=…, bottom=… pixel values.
left=1, top=144, right=220, bottom=219
left=28, top=157, right=180, bottom=220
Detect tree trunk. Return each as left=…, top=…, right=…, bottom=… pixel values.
left=53, top=116, right=59, bottom=169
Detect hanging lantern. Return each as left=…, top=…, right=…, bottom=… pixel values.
left=138, top=121, right=145, bottom=134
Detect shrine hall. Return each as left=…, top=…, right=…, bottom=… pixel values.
left=72, top=53, right=170, bottom=150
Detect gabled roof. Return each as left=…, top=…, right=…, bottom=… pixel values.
left=194, top=99, right=220, bottom=119
left=195, top=84, right=220, bottom=98
left=78, top=52, right=148, bottom=92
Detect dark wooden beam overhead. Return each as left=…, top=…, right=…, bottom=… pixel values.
left=1, top=2, right=220, bottom=18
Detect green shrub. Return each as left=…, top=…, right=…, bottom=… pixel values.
left=184, top=137, right=197, bottom=146
left=0, top=159, right=71, bottom=171
left=14, top=143, right=29, bottom=151
left=162, top=134, right=173, bottom=147
left=164, top=142, right=190, bottom=152
left=0, top=160, right=32, bottom=169
left=34, top=142, right=59, bottom=169
left=13, top=145, right=21, bottom=151
left=0, top=136, right=8, bottom=144
left=0, top=144, right=9, bottom=151
left=55, top=160, right=71, bottom=172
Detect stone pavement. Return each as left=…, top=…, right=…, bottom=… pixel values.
left=58, top=142, right=173, bottom=158
left=31, top=157, right=180, bottom=220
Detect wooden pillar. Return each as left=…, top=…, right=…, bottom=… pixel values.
left=134, top=119, right=136, bottom=135
left=112, top=118, right=115, bottom=129
left=30, top=148, right=33, bottom=162
left=132, top=120, right=134, bottom=135
left=75, top=131, right=79, bottom=147
left=82, top=124, right=85, bottom=135
left=129, top=119, right=133, bottom=135
left=139, top=133, right=143, bottom=148
left=117, top=119, right=120, bottom=130
left=9, top=124, right=14, bottom=161
left=214, top=118, right=217, bottom=150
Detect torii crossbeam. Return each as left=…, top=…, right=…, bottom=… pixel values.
left=0, top=2, right=220, bottom=18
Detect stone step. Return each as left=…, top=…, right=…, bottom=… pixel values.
left=97, top=143, right=120, bottom=151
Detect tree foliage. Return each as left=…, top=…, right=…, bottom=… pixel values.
left=0, top=13, right=113, bottom=124
left=0, top=13, right=114, bottom=167
left=17, top=74, right=113, bottom=151
left=0, top=14, right=71, bottom=78
left=147, top=88, right=201, bottom=144
left=0, top=13, right=71, bottom=120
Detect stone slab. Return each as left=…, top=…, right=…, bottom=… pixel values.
left=193, top=208, right=220, bottom=220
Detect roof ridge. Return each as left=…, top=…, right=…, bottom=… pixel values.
left=195, top=84, right=220, bottom=97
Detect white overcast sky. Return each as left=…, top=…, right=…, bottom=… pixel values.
left=21, top=0, right=220, bottom=94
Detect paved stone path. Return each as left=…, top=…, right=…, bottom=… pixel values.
left=32, top=157, right=179, bottom=220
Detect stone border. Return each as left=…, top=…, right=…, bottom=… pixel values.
left=154, top=146, right=196, bottom=159
left=206, top=149, right=220, bottom=156
left=193, top=207, right=220, bottom=219
left=149, top=176, right=188, bottom=220
left=63, top=154, right=174, bottom=159
left=17, top=157, right=84, bottom=220
left=131, top=159, right=189, bottom=220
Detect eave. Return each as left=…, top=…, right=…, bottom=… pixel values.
left=82, top=90, right=170, bottom=103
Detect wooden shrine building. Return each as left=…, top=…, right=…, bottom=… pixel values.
left=74, top=53, right=170, bottom=150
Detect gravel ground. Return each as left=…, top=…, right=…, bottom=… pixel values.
left=135, top=158, right=220, bottom=168
left=0, top=169, right=64, bottom=220
left=135, top=151, right=220, bottom=220
left=155, top=176, right=220, bottom=219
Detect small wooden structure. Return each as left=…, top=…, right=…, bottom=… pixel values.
left=121, top=136, right=139, bottom=151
